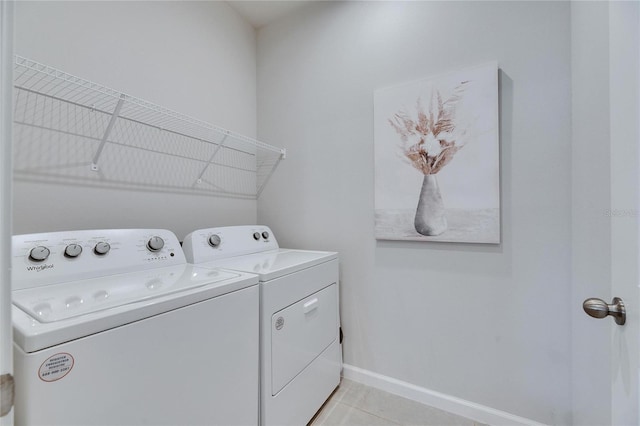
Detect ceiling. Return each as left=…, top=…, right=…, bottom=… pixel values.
left=226, top=1, right=314, bottom=29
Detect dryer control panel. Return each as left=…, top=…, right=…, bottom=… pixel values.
left=183, top=225, right=279, bottom=264
left=12, top=229, right=186, bottom=290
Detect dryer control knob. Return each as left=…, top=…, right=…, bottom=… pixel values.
left=94, top=242, right=111, bottom=255
left=253, top=232, right=261, bottom=241
left=64, top=243, right=83, bottom=258
left=29, top=246, right=50, bottom=262
left=208, top=234, right=221, bottom=247
left=147, top=236, right=165, bottom=252
left=261, top=231, right=270, bottom=240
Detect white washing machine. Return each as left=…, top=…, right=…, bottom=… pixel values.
left=11, top=229, right=260, bottom=426
left=183, top=225, right=342, bottom=426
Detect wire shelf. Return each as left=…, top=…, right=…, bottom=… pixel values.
left=12, top=55, right=285, bottom=198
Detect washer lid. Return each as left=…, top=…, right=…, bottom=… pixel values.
left=12, top=265, right=259, bottom=353
left=201, top=249, right=337, bottom=281
left=13, top=265, right=243, bottom=323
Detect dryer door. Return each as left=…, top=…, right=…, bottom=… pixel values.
left=271, top=283, right=338, bottom=395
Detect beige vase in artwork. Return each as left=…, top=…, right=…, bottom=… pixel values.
left=414, top=174, right=447, bottom=236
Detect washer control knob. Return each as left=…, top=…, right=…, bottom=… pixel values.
left=253, top=232, right=261, bottom=241
left=64, top=243, right=83, bottom=258
left=262, top=231, right=270, bottom=240
left=147, top=236, right=165, bottom=252
left=208, top=234, right=221, bottom=247
left=94, top=242, right=111, bottom=255
left=29, top=246, right=50, bottom=262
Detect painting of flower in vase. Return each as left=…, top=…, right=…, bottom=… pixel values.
left=374, top=63, right=500, bottom=243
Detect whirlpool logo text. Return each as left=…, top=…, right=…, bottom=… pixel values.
left=27, top=264, right=54, bottom=272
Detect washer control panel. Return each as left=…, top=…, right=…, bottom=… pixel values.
left=183, top=225, right=279, bottom=264
left=12, top=229, right=186, bottom=290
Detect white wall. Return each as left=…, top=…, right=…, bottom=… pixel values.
left=13, top=1, right=257, bottom=239
left=257, top=2, right=572, bottom=424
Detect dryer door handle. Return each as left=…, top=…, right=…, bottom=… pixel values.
left=303, top=298, right=319, bottom=314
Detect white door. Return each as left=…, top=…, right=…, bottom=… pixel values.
left=574, top=2, right=640, bottom=424
left=0, top=1, right=13, bottom=425
left=609, top=1, right=640, bottom=424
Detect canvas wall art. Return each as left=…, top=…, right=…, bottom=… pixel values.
left=374, top=63, right=500, bottom=243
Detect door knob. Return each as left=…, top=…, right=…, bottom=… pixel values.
left=0, top=374, right=14, bottom=417
left=583, top=297, right=626, bottom=325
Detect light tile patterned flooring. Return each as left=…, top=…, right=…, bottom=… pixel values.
left=310, top=379, right=487, bottom=426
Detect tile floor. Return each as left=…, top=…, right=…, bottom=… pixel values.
left=309, top=379, right=487, bottom=426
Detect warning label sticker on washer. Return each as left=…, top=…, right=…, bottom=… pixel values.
left=39, top=353, right=74, bottom=382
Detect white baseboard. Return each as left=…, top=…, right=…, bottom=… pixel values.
left=341, top=364, right=548, bottom=426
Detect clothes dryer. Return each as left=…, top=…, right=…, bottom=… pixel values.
left=183, top=225, right=342, bottom=426
left=12, top=229, right=259, bottom=426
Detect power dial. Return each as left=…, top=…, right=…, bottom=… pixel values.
left=208, top=234, right=221, bottom=247
left=29, top=246, right=50, bottom=262
left=253, top=232, right=261, bottom=241
left=147, top=236, right=165, bottom=252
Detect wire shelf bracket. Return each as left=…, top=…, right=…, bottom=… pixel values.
left=194, top=133, right=228, bottom=187
left=91, top=94, right=125, bottom=171
left=12, top=55, right=286, bottom=199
